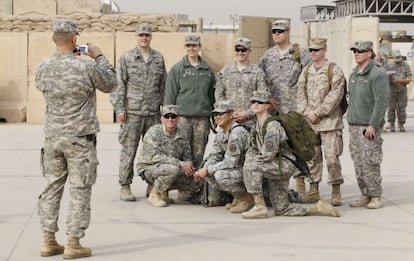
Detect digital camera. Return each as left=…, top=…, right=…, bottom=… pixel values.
left=76, top=44, right=88, bottom=53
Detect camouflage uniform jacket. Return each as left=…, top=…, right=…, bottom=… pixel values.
left=215, top=62, right=268, bottom=120
left=204, top=122, right=250, bottom=175
left=164, top=55, right=216, bottom=117
left=258, top=44, right=311, bottom=112
left=297, top=62, right=346, bottom=132
left=36, top=52, right=117, bottom=137
left=136, top=123, right=192, bottom=174
left=111, top=47, right=167, bottom=116
left=347, top=60, right=390, bottom=129
left=246, top=116, right=293, bottom=163
left=389, top=60, right=412, bottom=88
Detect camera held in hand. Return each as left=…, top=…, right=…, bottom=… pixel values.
left=74, top=44, right=88, bottom=54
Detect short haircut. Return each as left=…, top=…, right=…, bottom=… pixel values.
left=52, top=32, right=75, bottom=45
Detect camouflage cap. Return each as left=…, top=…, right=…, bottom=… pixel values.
left=234, top=37, right=251, bottom=49
left=272, top=20, right=290, bottom=31
left=136, top=23, right=152, bottom=35
left=250, top=90, right=272, bottom=103
left=392, top=49, right=401, bottom=58
left=185, top=34, right=200, bottom=45
left=161, top=105, right=179, bottom=116
left=212, top=100, right=235, bottom=113
left=309, top=37, right=327, bottom=49
left=53, top=18, right=79, bottom=35
left=350, top=40, right=373, bottom=51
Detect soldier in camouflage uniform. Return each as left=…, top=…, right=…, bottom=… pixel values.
left=242, top=91, right=340, bottom=219
left=215, top=37, right=268, bottom=127
left=194, top=100, right=253, bottom=213
left=347, top=41, right=390, bottom=209
left=387, top=49, right=412, bottom=132
left=297, top=38, right=346, bottom=206
left=136, top=105, right=197, bottom=207
left=164, top=35, right=216, bottom=201
left=258, top=20, right=311, bottom=114
left=110, top=23, right=167, bottom=201
left=36, top=18, right=117, bottom=258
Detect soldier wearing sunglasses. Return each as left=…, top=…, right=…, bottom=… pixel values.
left=215, top=37, right=268, bottom=128
left=136, top=105, right=196, bottom=207
left=258, top=20, right=311, bottom=114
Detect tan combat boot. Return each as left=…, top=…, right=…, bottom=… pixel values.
left=331, top=184, right=342, bottom=206
left=148, top=188, right=168, bottom=207
left=241, top=193, right=268, bottom=219
left=40, top=231, right=64, bottom=257
left=295, top=177, right=306, bottom=202
left=303, top=182, right=320, bottom=203
left=230, top=192, right=254, bottom=213
left=120, top=184, right=136, bottom=201
left=366, top=196, right=385, bottom=209
left=306, top=199, right=340, bottom=217
left=161, top=191, right=174, bottom=204
left=225, top=195, right=240, bottom=210
left=349, top=195, right=371, bottom=207
left=63, top=237, right=91, bottom=259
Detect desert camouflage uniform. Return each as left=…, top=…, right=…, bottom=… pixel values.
left=204, top=123, right=250, bottom=194
left=258, top=45, right=311, bottom=113
left=110, top=47, right=167, bottom=186
left=36, top=52, right=117, bottom=238
left=136, top=124, right=198, bottom=192
left=297, top=62, right=346, bottom=185
left=215, top=62, right=268, bottom=127
left=243, top=116, right=307, bottom=216
left=387, top=60, right=412, bottom=125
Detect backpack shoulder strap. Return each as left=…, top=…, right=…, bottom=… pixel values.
left=292, top=43, right=301, bottom=64
left=324, top=62, right=336, bottom=96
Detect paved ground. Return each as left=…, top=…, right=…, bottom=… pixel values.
left=1, top=107, right=414, bottom=261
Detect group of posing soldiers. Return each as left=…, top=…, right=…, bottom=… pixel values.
left=35, top=17, right=411, bottom=258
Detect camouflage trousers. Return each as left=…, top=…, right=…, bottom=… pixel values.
left=387, top=85, right=407, bottom=124
left=205, top=168, right=246, bottom=194
left=244, top=156, right=307, bottom=216
left=118, top=114, right=159, bottom=186
left=179, top=116, right=210, bottom=169
left=348, top=125, right=383, bottom=197
left=38, top=135, right=98, bottom=238
left=144, top=164, right=202, bottom=193
left=307, top=130, right=344, bottom=185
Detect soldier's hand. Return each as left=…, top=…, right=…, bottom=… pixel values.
left=84, top=43, right=103, bottom=59
left=180, top=161, right=195, bottom=176
left=364, top=125, right=376, bottom=140
left=269, top=97, right=279, bottom=112
left=116, top=112, right=126, bottom=123
left=194, top=168, right=208, bottom=180
left=233, top=111, right=247, bottom=123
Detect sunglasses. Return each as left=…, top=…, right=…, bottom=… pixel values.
left=251, top=100, right=269, bottom=105
left=213, top=111, right=229, bottom=116
left=308, top=48, right=321, bottom=53
left=235, top=48, right=248, bottom=53
left=163, top=113, right=178, bottom=119
left=353, top=49, right=368, bottom=54
left=272, top=29, right=286, bottom=34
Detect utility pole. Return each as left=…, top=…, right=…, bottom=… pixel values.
left=229, top=14, right=238, bottom=33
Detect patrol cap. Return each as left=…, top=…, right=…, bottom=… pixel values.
left=161, top=105, right=179, bottom=116
left=185, top=34, right=200, bottom=45
left=250, top=90, right=272, bottom=103
left=234, top=37, right=251, bottom=49
left=53, top=18, right=79, bottom=35
left=350, top=40, right=373, bottom=52
left=136, top=23, right=152, bottom=35
left=212, top=100, right=235, bottom=113
left=309, top=37, right=327, bottom=49
left=272, top=20, right=290, bottom=31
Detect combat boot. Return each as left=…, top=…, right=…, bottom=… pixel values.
left=398, top=123, right=405, bottom=132
left=366, top=196, right=385, bottom=209
left=331, top=184, right=342, bottom=206
left=161, top=191, right=174, bottom=204
left=303, top=182, right=320, bottom=203
left=120, top=184, right=136, bottom=201
left=349, top=195, right=371, bottom=207
left=390, top=122, right=395, bottom=132
left=40, top=231, right=64, bottom=257
left=306, top=199, right=340, bottom=217
left=225, top=195, right=240, bottom=210
left=295, top=177, right=306, bottom=202
left=148, top=188, right=168, bottom=207
left=230, top=192, right=254, bottom=213
left=63, top=237, right=91, bottom=259
left=241, top=193, right=268, bottom=219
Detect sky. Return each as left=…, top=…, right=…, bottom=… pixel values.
left=114, top=0, right=335, bottom=25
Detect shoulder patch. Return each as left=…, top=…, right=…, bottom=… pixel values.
left=265, top=140, right=274, bottom=150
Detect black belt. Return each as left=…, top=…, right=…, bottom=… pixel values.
left=349, top=124, right=368, bottom=127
